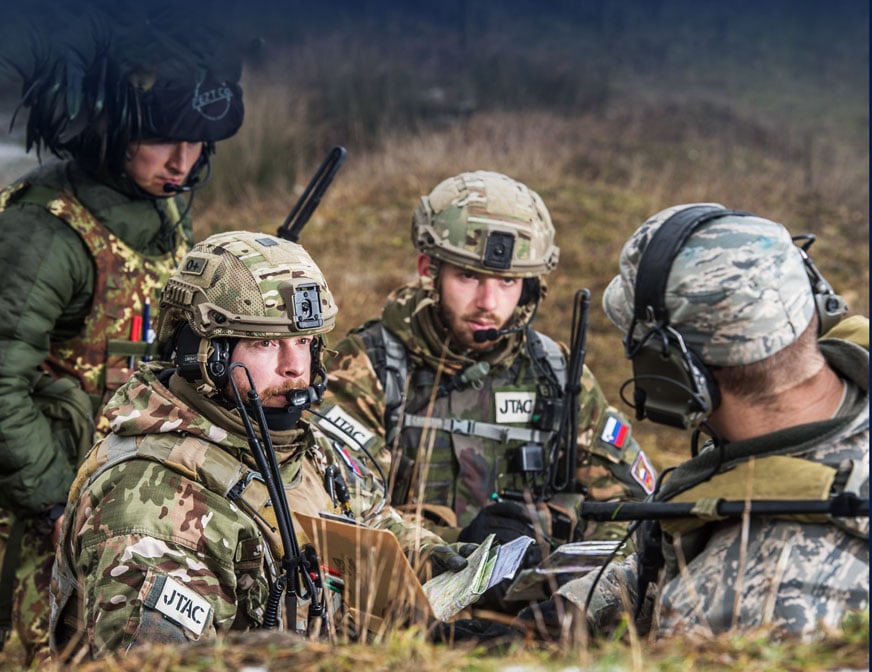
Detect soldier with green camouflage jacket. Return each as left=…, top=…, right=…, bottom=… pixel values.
left=314, top=172, right=657, bottom=603
left=50, top=232, right=470, bottom=659
left=0, top=14, right=245, bottom=663
left=519, top=204, right=869, bottom=641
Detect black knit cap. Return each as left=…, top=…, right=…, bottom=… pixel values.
left=138, top=73, right=244, bottom=144
left=3, top=3, right=245, bottom=175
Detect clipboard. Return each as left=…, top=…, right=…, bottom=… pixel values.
left=295, top=511, right=435, bottom=632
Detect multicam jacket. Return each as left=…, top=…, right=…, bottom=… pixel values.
left=557, top=338, right=870, bottom=640
left=0, top=160, right=192, bottom=518
left=50, top=364, right=448, bottom=658
left=316, top=282, right=656, bottom=544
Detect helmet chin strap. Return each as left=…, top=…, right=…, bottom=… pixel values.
left=264, top=365, right=327, bottom=431
left=262, top=405, right=304, bottom=431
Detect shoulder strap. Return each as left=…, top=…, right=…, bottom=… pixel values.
left=526, top=329, right=567, bottom=390
left=358, top=322, right=409, bottom=440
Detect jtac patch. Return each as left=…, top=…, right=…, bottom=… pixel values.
left=494, top=391, right=536, bottom=424
left=144, top=574, right=212, bottom=636
left=315, top=405, right=376, bottom=451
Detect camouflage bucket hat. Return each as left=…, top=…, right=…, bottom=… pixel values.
left=412, top=171, right=560, bottom=277
left=603, top=203, right=814, bottom=366
left=158, top=231, right=337, bottom=344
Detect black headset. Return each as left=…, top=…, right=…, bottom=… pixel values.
left=174, top=323, right=233, bottom=390
left=623, top=205, right=739, bottom=429
left=173, top=322, right=329, bottom=408
left=622, top=205, right=848, bottom=430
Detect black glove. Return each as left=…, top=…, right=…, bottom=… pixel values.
left=426, top=542, right=478, bottom=574
left=458, top=502, right=534, bottom=543
left=634, top=520, right=664, bottom=619
left=458, top=501, right=542, bottom=567
left=458, top=502, right=545, bottom=615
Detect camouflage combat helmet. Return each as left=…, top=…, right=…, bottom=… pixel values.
left=412, top=171, right=560, bottom=278
left=158, top=231, right=337, bottom=396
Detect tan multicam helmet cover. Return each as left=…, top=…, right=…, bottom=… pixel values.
left=603, top=203, right=815, bottom=367
left=412, top=170, right=560, bottom=277
left=157, top=230, right=337, bottom=345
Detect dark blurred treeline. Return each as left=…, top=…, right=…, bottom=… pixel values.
left=1, top=0, right=867, bottom=148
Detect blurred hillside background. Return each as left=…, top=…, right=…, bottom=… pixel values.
left=0, top=1, right=868, bottom=668
left=0, top=0, right=867, bottom=510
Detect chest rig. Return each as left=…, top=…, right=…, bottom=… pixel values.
left=0, top=181, right=187, bottom=433
left=359, top=322, right=566, bottom=524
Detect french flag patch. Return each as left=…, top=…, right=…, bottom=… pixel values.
left=601, top=416, right=629, bottom=448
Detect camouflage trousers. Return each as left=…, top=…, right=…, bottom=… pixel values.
left=0, top=510, right=54, bottom=665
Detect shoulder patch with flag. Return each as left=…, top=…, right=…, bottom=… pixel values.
left=631, top=452, right=656, bottom=495
left=600, top=416, right=629, bottom=448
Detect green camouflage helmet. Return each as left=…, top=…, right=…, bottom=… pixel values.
left=412, top=171, right=560, bottom=278
left=158, top=230, right=337, bottom=345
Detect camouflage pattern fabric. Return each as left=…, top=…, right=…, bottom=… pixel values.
left=318, top=281, right=656, bottom=547
left=412, top=171, right=560, bottom=278
left=602, top=203, right=815, bottom=367
left=19, top=183, right=190, bottom=430
left=50, top=364, right=450, bottom=659
left=0, top=162, right=191, bottom=665
left=556, top=339, right=869, bottom=640
left=158, top=231, right=338, bottom=343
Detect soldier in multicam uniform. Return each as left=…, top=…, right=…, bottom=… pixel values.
left=0, top=15, right=244, bottom=663
left=313, top=171, right=656, bottom=610
left=520, top=204, right=869, bottom=641
left=50, top=231, right=470, bottom=659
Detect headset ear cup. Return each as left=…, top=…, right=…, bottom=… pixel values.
left=519, top=278, right=539, bottom=306
left=173, top=323, right=232, bottom=392
left=174, top=324, right=202, bottom=383
left=206, top=339, right=231, bottom=390
left=814, top=291, right=849, bottom=335
left=630, top=340, right=719, bottom=429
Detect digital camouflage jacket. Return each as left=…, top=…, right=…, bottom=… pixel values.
left=556, top=338, right=869, bottom=640
left=50, top=364, right=448, bottom=658
left=315, top=281, right=656, bottom=544
left=0, top=160, right=192, bottom=518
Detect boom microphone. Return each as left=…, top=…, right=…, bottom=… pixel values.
left=473, top=323, right=526, bottom=343
left=163, top=182, right=193, bottom=193
left=162, top=152, right=213, bottom=194
left=473, top=294, right=541, bottom=343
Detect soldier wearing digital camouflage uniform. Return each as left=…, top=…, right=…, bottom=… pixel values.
left=50, top=231, right=471, bottom=659
left=0, top=14, right=244, bottom=663
left=313, top=171, right=656, bottom=604
left=520, top=204, right=869, bottom=641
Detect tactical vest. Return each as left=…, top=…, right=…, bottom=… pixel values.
left=0, top=181, right=188, bottom=434
left=357, top=322, right=567, bottom=526
left=53, top=428, right=335, bottom=644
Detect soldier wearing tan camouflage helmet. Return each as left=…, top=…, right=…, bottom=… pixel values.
left=0, top=10, right=246, bottom=663
left=518, top=203, right=868, bottom=641
left=48, top=231, right=471, bottom=659
left=314, top=171, right=657, bottom=613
